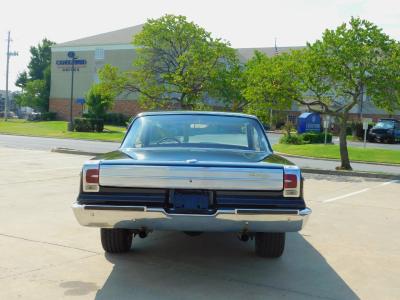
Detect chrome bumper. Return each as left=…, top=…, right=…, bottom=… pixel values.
left=72, top=203, right=311, bottom=232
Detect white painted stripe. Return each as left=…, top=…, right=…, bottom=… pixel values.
left=323, top=180, right=399, bottom=203
left=379, top=180, right=400, bottom=186
left=323, top=188, right=371, bottom=203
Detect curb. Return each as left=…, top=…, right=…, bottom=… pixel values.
left=0, top=132, right=121, bottom=144
left=301, top=168, right=400, bottom=180
left=51, top=148, right=100, bottom=157
left=275, top=152, right=400, bottom=167
left=51, top=147, right=400, bottom=180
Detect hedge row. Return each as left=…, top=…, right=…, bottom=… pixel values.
left=83, top=112, right=129, bottom=126
left=74, top=118, right=104, bottom=132
left=280, top=132, right=332, bottom=145
left=27, top=112, right=57, bottom=121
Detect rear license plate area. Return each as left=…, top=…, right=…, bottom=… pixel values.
left=169, top=190, right=213, bottom=214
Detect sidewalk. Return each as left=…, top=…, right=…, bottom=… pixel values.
left=283, top=155, right=400, bottom=175
left=1, top=133, right=399, bottom=176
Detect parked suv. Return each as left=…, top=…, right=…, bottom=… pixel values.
left=368, top=119, right=400, bottom=143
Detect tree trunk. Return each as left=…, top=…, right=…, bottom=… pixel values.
left=338, top=116, right=352, bottom=170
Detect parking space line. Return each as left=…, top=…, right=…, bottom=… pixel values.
left=323, top=180, right=399, bottom=203
left=323, top=188, right=371, bottom=203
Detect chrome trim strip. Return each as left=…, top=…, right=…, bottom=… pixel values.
left=83, top=205, right=146, bottom=211
left=99, top=165, right=284, bottom=191
left=72, top=203, right=311, bottom=232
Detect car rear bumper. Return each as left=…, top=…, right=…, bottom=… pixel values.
left=72, top=203, right=311, bottom=232
left=368, top=132, right=394, bottom=141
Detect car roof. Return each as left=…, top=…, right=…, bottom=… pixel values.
left=379, top=118, right=399, bottom=122
left=136, top=111, right=258, bottom=119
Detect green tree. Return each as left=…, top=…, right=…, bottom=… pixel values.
left=243, top=51, right=300, bottom=115
left=15, top=71, right=28, bottom=89
left=207, top=55, right=246, bottom=111
left=14, top=80, right=47, bottom=112
left=85, top=84, right=115, bottom=118
left=15, top=39, right=55, bottom=112
left=99, top=14, right=237, bottom=110
left=244, top=18, right=400, bottom=170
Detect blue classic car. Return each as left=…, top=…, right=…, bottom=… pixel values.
left=73, top=112, right=311, bottom=258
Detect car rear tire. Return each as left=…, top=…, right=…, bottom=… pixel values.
left=101, top=228, right=132, bottom=253
left=255, top=232, right=285, bottom=258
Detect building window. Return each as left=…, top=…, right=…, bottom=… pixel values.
left=95, top=48, right=104, bottom=60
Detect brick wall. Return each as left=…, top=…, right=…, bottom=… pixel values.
left=50, top=98, right=400, bottom=122
left=112, top=100, right=142, bottom=117
left=49, top=98, right=143, bottom=120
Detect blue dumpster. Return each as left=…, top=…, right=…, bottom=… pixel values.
left=297, top=112, right=321, bottom=133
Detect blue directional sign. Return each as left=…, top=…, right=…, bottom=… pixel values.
left=76, top=98, right=85, bottom=105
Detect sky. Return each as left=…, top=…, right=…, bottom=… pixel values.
left=1, top=0, right=399, bottom=90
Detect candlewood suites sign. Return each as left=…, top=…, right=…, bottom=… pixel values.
left=55, top=58, right=87, bottom=72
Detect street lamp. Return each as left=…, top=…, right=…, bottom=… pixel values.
left=67, top=51, right=77, bottom=131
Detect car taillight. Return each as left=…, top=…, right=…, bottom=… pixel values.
left=82, top=162, right=100, bottom=192
left=284, top=174, right=297, bottom=189
left=86, top=169, right=99, bottom=184
left=283, top=167, right=301, bottom=197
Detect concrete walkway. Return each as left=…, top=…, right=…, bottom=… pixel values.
left=283, top=155, right=400, bottom=175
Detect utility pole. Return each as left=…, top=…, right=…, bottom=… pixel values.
left=4, top=31, right=18, bottom=121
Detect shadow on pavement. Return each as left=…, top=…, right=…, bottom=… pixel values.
left=94, top=232, right=359, bottom=300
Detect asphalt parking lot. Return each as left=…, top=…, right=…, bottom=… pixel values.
left=0, top=147, right=399, bottom=300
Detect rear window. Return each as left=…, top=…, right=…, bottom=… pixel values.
left=122, top=114, right=269, bottom=152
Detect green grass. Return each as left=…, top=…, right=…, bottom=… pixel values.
left=0, top=120, right=126, bottom=142
left=273, top=143, right=400, bottom=165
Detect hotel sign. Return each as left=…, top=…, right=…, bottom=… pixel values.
left=55, top=58, right=87, bottom=72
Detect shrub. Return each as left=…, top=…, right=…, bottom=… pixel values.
left=103, top=113, right=129, bottom=126
left=91, top=118, right=104, bottom=132
left=275, top=120, right=285, bottom=129
left=74, top=118, right=92, bottom=132
left=302, top=132, right=332, bottom=143
left=40, top=112, right=57, bottom=121
left=349, top=122, right=373, bottom=138
left=86, top=84, right=115, bottom=119
left=74, top=118, right=104, bottom=132
left=350, top=122, right=364, bottom=138
left=126, top=116, right=135, bottom=128
left=279, top=132, right=332, bottom=145
left=279, top=134, right=305, bottom=145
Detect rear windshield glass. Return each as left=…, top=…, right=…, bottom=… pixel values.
left=122, top=114, right=270, bottom=152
